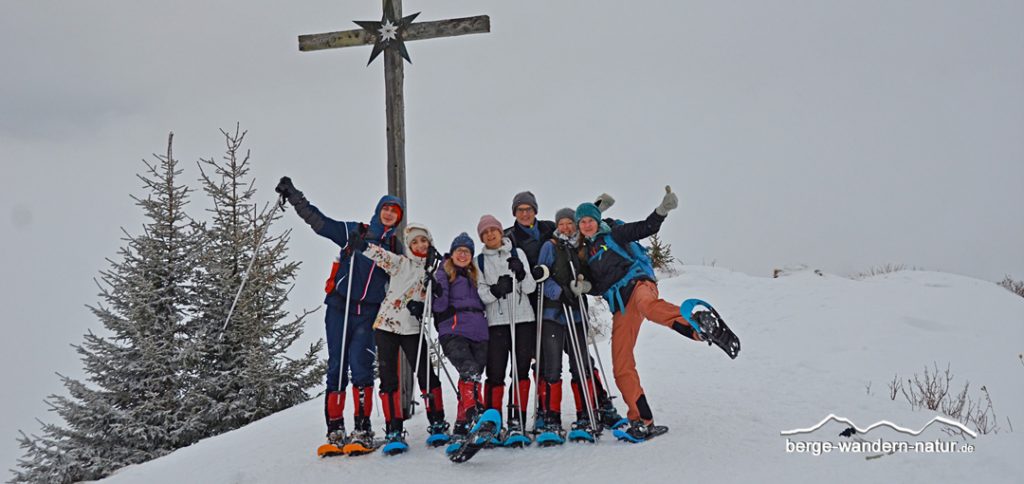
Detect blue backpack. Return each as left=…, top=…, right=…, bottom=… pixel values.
left=588, top=223, right=656, bottom=314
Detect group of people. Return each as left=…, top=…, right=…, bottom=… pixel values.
left=275, top=177, right=704, bottom=453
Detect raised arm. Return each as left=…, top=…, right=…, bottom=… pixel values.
left=276, top=177, right=355, bottom=248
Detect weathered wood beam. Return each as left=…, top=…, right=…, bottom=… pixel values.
left=298, top=15, right=490, bottom=52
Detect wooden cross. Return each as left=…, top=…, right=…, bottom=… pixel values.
left=298, top=0, right=490, bottom=218
left=298, top=0, right=489, bottom=416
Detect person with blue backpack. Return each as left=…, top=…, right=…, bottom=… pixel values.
left=571, top=186, right=704, bottom=443
left=275, top=177, right=402, bottom=454
left=534, top=206, right=626, bottom=444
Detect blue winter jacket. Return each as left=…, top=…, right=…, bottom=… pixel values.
left=295, top=194, right=404, bottom=314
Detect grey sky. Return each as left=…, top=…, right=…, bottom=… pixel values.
left=2, top=0, right=1022, bottom=471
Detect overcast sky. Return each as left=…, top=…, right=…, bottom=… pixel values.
left=1, top=0, right=1021, bottom=471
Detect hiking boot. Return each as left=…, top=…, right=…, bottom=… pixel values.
left=597, top=400, right=627, bottom=429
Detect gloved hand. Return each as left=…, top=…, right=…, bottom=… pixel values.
left=406, top=300, right=425, bottom=319
left=655, top=185, right=678, bottom=216
left=489, top=274, right=514, bottom=299
left=507, top=256, right=526, bottom=282
left=425, top=246, right=442, bottom=270
left=531, top=265, right=549, bottom=282
left=569, top=274, right=592, bottom=296
left=346, top=229, right=367, bottom=255
left=276, top=176, right=300, bottom=202
left=560, top=286, right=579, bottom=305
left=595, top=193, right=615, bottom=213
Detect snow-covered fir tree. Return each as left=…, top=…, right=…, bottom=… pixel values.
left=12, top=134, right=201, bottom=483
left=185, top=126, right=323, bottom=436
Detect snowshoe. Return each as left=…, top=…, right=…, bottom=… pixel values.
left=381, top=435, right=408, bottom=455
left=613, top=420, right=669, bottom=443
left=317, top=428, right=349, bottom=457
left=425, top=422, right=451, bottom=447
left=681, top=299, right=741, bottom=359
left=342, top=429, right=380, bottom=456
left=317, top=443, right=345, bottom=457
left=568, top=418, right=598, bottom=443
left=501, top=416, right=532, bottom=448
left=449, top=409, right=503, bottom=464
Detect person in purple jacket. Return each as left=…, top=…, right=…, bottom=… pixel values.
left=431, top=233, right=489, bottom=438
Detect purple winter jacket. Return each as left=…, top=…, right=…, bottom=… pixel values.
left=432, top=265, right=489, bottom=342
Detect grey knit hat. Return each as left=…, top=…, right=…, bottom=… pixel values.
left=511, top=191, right=538, bottom=215
left=555, top=207, right=576, bottom=224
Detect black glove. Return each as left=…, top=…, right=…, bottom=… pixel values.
left=507, top=256, right=526, bottom=282
left=406, top=300, right=425, bottom=319
left=489, top=274, right=514, bottom=299
left=425, top=246, right=442, bottom=270
left=346, top=229, right=367, bottom=255
left=531, top=265, right=548, bottom=282
left=560, top=286, right=579, bottom=306
left=276, top=176, right=297, bottom=199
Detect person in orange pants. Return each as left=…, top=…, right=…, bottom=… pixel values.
left=570, top=186, right=702, bottom=442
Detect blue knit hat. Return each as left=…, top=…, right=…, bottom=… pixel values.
left=450, top=232, right=475, bottom=256
left=574, top=202, right=601, bottom=224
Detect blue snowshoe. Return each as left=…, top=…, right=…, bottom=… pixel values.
left=381, top=421, right=409, bottom=456
left=568, top=416, right=598, bottom=443
left=681, top=299, right=741, bottom=359
left=425, top=420, right=451, bottom=447
left=448, top=409, right=503, bottom=463
left=613, top=420, right=669, bottom=443
left=501, top=416, right=532, bottom=448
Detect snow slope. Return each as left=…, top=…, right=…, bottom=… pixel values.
left=99, top=267, right=1024, bottom=483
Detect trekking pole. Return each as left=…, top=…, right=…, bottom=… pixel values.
left=507, top=283, right=521, bottom=428
left=421, top=270, right=458, bottom=394
left=564, top=303, right=599, bottom=432
left=331, top=224, right=357, bottom=406
left=531, top=265, right=549, bottom=431
left=412, top=276, right=432, bottom=413
left=567, top=258, right=615, bottom=400
left=221, top=200, right=282, bottom=339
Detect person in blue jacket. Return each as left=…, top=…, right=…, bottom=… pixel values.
left=276, top=177, right=403, bottom=447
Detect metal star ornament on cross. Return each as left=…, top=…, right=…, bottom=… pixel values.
left=353, top=5, right=421, bottom=66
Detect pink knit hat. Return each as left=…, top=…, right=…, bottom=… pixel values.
left=477, top=214, right=503, bottom=239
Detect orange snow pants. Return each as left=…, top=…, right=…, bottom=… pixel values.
left=611, top=280, right=690, bottom=422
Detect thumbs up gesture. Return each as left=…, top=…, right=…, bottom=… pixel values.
left=655, top=185, right=678, bottom=216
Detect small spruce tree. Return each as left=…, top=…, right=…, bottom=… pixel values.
left=647, top=232, right=677, bottom=271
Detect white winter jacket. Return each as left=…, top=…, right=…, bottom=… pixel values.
left=361, top=224, right=433, bottom=336
left=476, top=238, right=537, bottom=327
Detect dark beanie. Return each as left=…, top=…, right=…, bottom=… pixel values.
left=450, top=232, right=475, bottom=256
left=512, top=191, right=538, bottom=215
left=555, top=207, right=576, bottom=224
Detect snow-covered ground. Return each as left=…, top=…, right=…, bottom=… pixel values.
left=99, top=266, right=1024, bottom=483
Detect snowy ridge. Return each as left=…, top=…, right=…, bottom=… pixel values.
left=780, top=414, right=978, bottom=438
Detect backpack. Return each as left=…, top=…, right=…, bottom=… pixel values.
left=587, top=222, right=656, bottom=314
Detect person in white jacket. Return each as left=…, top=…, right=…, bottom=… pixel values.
left=474, top=214, right=537, bottom=438
left=352, top=222, right=447, bottom=452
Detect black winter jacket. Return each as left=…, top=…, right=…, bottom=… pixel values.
left=581, top=211, right=666, bottom=309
